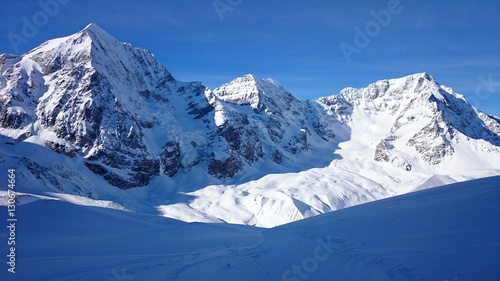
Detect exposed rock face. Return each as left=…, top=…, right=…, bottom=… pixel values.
left=208, top=154, right=242, bottom=178
left=160, top=140, right=181, bottom=177
left=0, top=24, right=339, bottom=188
left=318, top=73, right=500, bottom=169
left=210, top=74, right=338, bottom=170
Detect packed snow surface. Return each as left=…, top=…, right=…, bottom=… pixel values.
left=0, top=176, right=498, bottom=280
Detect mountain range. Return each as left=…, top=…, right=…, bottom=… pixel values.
left=1, top=23, right=499, bottom=227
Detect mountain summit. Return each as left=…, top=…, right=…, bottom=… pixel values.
left=1, top=24, right=499, bottom=225
left=318, top=72, right=500, bottom=168
left=0, top=24, right=338, bottom=190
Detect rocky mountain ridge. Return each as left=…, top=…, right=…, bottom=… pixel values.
left=318, top=73, right=500, bottom=168
left=1, top=24, right=499, bottom=225
left=0, top=23, right=340, bottom=190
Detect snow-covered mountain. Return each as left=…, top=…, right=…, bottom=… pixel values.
left=318, top=73, right=500, bottom=169
left=0, top=23, right=338, bottom=190
left=1, top=24, right=499, bottom=226
left=161, top=74, right=500, bottom=227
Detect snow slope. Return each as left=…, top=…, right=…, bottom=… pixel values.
left=1, top=176, right=498, bottom=280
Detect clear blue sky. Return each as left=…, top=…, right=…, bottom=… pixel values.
left=1, top=0, right=499, bottom=115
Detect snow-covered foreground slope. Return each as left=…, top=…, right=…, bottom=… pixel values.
left=1, top=176, right=499, bottom=281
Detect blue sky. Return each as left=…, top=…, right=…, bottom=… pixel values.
left=1, top=0, right=499, bottom=115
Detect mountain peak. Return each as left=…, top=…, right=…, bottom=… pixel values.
left=380, top=72, right=436, bottom=87
left=214, top=74, right=297, bottom=109
left=24, top=23, right=120, bottom=61
left=241, top=73, right=258, bottom=80
left=83, top=22, right=102, bottom=31
left=365, top=72, right=443, bottom=101
left=213, top=74, right=261, bottom=107
left=409, top=72, right=433, bottom=81
left=231, top=73, right=259, bottom=87
left=225, top=74, right=282, bottom=89
left=79, top=23, right=120, bottom=47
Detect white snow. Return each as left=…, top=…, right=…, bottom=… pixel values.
left=157, top=73, right=500, bottom=227
left=1, top=176, right=498, bottom=280
left=1, top=25, right=500, bottom=280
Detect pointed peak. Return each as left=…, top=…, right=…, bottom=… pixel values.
left=84, top=22, right=101, bottom=31
left=230, top=74, right=283, bottom=90
left=232, top=73, right=259, bottom=83
left=219, top=74, right=263, bottom=91
left=26, top=23, right=120, bottom=57
left=369, top=72, right=440, bottom=92
left=83, top=23, right=110, bottom=37
left=242, top=73, right=256, bottom=78
left=245, top=73, right=259, bottom=81
left=382, top=73, right=436, bottom=84
left=79, top=23, right=118, bottom=44
left=409, top=72, right=435, bottom=82
left=411, top=72, right=430, bottom=77
left=214, top=73, right=297, bottom=108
